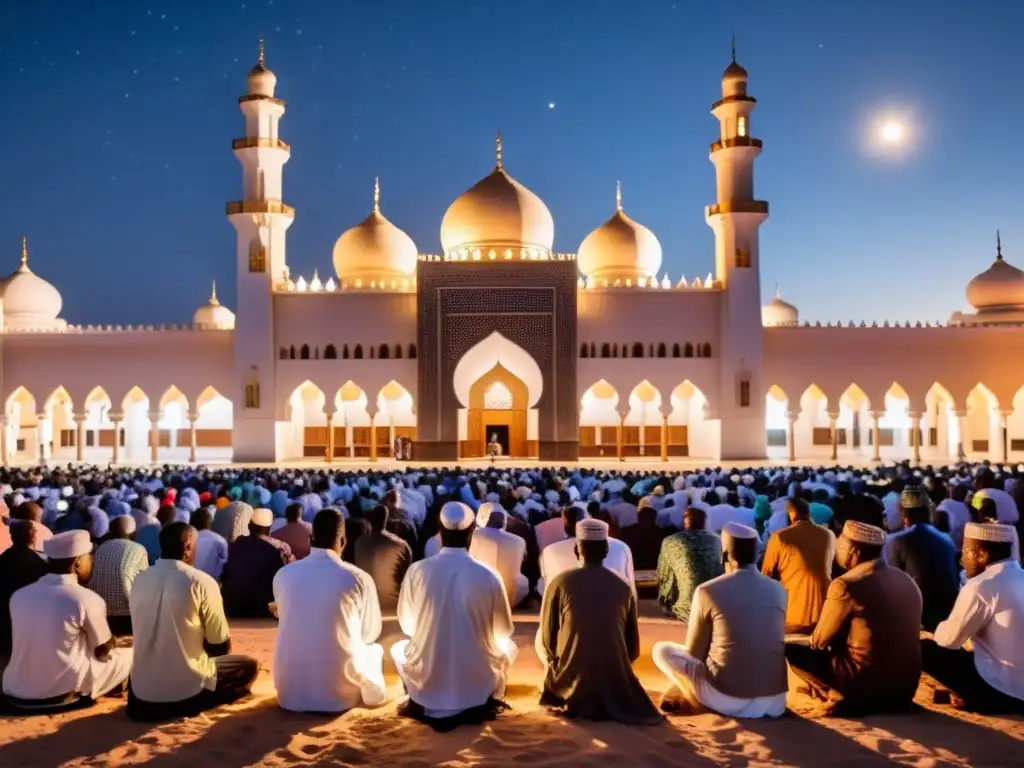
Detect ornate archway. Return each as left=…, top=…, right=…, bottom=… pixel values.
left=464, top=363, right=531, bottom=458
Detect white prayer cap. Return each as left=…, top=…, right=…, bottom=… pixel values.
left=721, top=522, right=758, bottom=541
left=56, top=499, right=69, bottom=513
left=251, top=507, right=274, bottom=527
left=575, top=518, right=609, bottom=542
left=11, top=493, right=24, bottom=508
left=475, top=501, right=498, bottom=527
left=61, top=485, right=74, bottom=498
left=964, top=522, right=1017, bottom=543
left=440, top=501, right=474, bottom=531
left=119, top=515, right=137, bottom=535
left=841, top=520, right=886, bottom=545
left=44, top=530, right=92, bottom=560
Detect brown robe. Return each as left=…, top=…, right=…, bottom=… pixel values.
left=761, top=520, right=834, bottom=633
left=540, top=564, right=662, bottom=725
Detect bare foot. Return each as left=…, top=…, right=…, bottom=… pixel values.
left=659, top=686, right=695, bottom=715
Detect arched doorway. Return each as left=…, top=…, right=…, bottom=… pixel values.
left=464, top=363, right=530, bottom=458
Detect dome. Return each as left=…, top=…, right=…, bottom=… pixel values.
left=577, top=183, right=662, bottom=282
left=723, top=59, right=748, bottom=80
left=762, top=287, right=799, bottom=327
left=440, top=134, right=554, bottom=256
left=333, top=179, right=418, bottom=287
left=193, top=282, right=235, bottom=330
left=1, top=238, right=64, bottom=331
left=246, top=39, right=277, bottom=98
left=966, top=233, right=1024, bottom=311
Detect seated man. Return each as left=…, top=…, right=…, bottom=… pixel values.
left=272, top=502, right=313, bottom=561
left=353, top=504, right=413, bottom=612
left=923, top=522, right=1024, bottom=713
left=0, top=520, right=48, bottom=655
left=127, top=522, right=259, bottom=721
left=391, top=501, right=516, bottom=730
left=89, top=515, right=148, bottom=637
left=3, top=531, right=133, bottom=712
left=539, top=505, right=634, bottom=594
left=652, top=522, right=788, bottom=718
left=221, top=507, right=293, bottom=618
left=761, top=498, right=834, bottom=634
left=786, top=520, right=923, bottom=716
left=274, top=508, right=386, bottom=713
left=469, top=504, right=529, bottom=609
left=539, top=518, right=662, bottom=724
left=656, top=507, right=723, bottom=622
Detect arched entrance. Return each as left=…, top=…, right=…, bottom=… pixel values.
left=464, top=363, right=530, bottom=458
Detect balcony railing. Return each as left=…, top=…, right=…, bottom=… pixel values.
left=225, top=200, right=295, bottom=216
left=232, top=137, right=290, bottom=152
left=238, top=94, right=286, bottom=107
left=710, top=136, right=762, bottom=153
left=706, top=201, right=769, bottom=216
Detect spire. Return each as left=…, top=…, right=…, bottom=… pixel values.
left=209, top=280, right=219, bottom=305
left=775, top=282, right=780, bottom=299
left=19, top=236, right=28, bottom=272
left=616, top=180, right=623, bottom=212
left=495, top=131, right=503, bottom=171
left=373, top=176, right=381, bottom=213
left=257, top=36, right=265, bottom=68
left=731, top=32, right=736, bottom=62
left=997, top=230, right=1003, bottom=261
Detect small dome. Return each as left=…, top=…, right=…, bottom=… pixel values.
left=577, top=183, right=662, bottom=282
left=1, top=238, right=64, bottom=331
left=440, top=133, right=554, bottom=256
left=247, top=39, right=277, bottom=98
left=762, top=287, right=799, bottom=327
left=723, top=59, right=748, bottom=80
left=333, top=178, right=418, bottom=286
left=193, top=282, right=235, bottom=330
left=966, top=233, right=1024, bottom=311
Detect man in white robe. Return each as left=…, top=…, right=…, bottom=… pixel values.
left=391, top=501, right=516, bottom=727
left=273, top=508, right=385, bottom=713
left=539, top=506, right=635, bottom=595
left=468, top=504, right=529, bottom=608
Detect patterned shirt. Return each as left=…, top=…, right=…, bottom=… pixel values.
left=89, top=538, right=149, bottom=617
left=657, top=529, right=724, bottom=622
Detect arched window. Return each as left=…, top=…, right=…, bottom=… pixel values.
left=632, top=342, right=644, bottom=358
left=324, top=344, right=337, bottom=359
left=354, top=345, right=363, bottom=359
left=379, top=344, right=390, bottom=360
left=289, top=345, right=296, bottom=360
left=657, top=342, right=667, bottom=358
left=394, top=344, right=403, bottom=359
left=600, top=343, right=611, bottom=359
left=300, top=344, right=310, bottom=360
left=700, top=342, right=712, bottom=358
left=279, top=346, right=288, bottom=360
left=580, top=343, right=589, bottom=359
left=342, top=344, right=350, bottom=359
left=408, top=344, right=417, bottom=359
left=684, top=343, right=694, bottom=358
left=672, top=343, right=681, bottom=358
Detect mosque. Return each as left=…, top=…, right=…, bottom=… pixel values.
left=4, top=43, right=1024, bottom=467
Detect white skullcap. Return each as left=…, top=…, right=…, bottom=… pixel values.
left=61, top=485, right=74, bottom=498
left=475, top=501, right=498, bottom=527
left=964, top=522, right=1017, bottom=544
left=44, top=530, right=92, bottom=560
left=251, top=507, right=274, bottom=527
left=576, top=518, right=609, bottom=541
left=119, top=515, right=137, bottom=535
left=721, top=522, right=759, bottom=541
left=842, top=520, right=886, bottom=545
left=440, top=501, right=474, bottom=531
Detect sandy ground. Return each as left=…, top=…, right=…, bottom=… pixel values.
left=1, top=612, right=1023, bottom=768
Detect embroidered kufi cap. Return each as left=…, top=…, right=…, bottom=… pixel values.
left=440, top=501, right=474, bottom=530
left=900, top=486, right=931, bottom=509
left=721, top=521, right=758, bottom=542
left=251, top=507, right=274, bottom=527
left=842, top=520, right=886, bottom=545
left=964, top=522, right=1016, bottom=543
left=575, top=518, right=609, bottom=541
left=44, top=530, right=92, bottom=559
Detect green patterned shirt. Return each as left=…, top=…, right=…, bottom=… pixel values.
left=657, top=529, right=724, bottom=622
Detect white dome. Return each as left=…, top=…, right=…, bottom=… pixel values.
left=1, top=238, right=64, bottom=331
left=440, top=135, right=554, bottom=256
left=762, top=287, right=799, bottom=327
left=193, top=283, right=235, bottom=330
left=247, top=40, right=277, bottom=98
left=577, top=185, right=662, bottom=282
left=966, top=235, right=1024, bottom=312
left=333, top=179, right=418, bottom=287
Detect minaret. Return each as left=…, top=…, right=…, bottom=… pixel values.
left=228, top=38, right=293, bottom=462
left=705, top=40, right=768, bottom=460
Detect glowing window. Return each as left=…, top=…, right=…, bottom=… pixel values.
left=484, top=382, right=513, bottom=410
left=737, top=116, right=747, bottom=137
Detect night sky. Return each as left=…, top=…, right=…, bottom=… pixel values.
left=1, top=0, right=1020, bottom=325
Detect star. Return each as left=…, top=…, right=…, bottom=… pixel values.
left=548, top=102, right=556, bottom=109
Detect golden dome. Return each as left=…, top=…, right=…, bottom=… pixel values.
left=333, top=178, right=418, bottom=286
left=440, top=133, right=554, bottom=256
left=577, top=182, right=662, bottom=282
left=1, top=237, right=64, bottom=331
left=193, top=282, right=236, bottom=329
left=966, top=233, right=1024, bottom=312
left=762, top=286, right=799, bottom=327
left=247, top=38, right=277, bottom=97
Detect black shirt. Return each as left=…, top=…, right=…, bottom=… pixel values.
left=0, top=547, right=48, bottom=654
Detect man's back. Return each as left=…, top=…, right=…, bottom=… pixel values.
left=657, top=529, right=723, bottom=622
left=353, top=530, right=412, bottom=610
left=222, top=536, right=284, bottom=617
left=469, top=528, right=525, bottom=602
left=274, top=549, right=381, bottom=712
left=272, top=521, right=312, bottom=560
left=0, top=546, right=47, bottom=654
left=619, top=521, right=667, bottom=571
left=884, top=524, right=959, bottom=631
left=541, top=536, right=633, bottom=591
left=687, top=567, right=788, bottom=699
left=762, top=521, right=834, bottom=633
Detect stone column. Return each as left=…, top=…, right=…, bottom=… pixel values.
left=187, top=411, right=199, bottom=464
left=828, top=411, right=839, bottom=462
left=870, top=410, right=882, bottom=463
left=74, top=412, right=86, bottom=462
left=109, top=412, right=123, bottom=465
left=616, top=414, right=625, bottom=463
left=325, top=411, right=335, bottom=464
left=909, top=411, right=921, bottom=465
left=660, top=413, right=669, bottom=462
left=35, top=413, right=48, bottom=464
left=1000, top=409, right=1012, bottom=463
left=368, top=410, right=378, bottom=463
left=785, top=409, right=798, bottom=462
left=389, top=420, right=396, bottom=460
left=955, top=409, right=969, bottom=460
left=149, top=411, right=162, bottom=464
left=0, top=416, right=7, bottom=466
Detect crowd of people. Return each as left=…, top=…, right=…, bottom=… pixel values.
left=0, top=461, right=1021, bottom=728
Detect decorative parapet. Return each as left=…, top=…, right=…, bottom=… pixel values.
left=225, top=199, right=295, bottom=217
left=2, top=322, right=231, bottom=334
left=417, top=249, right=576, bottom=263
left=577, top=273, right=723, bottom=291
left=767, top=319, right=962, bottom=329
left=231, top=137, right=290, bottom=152
left=274, top=270, right=415, bottom=293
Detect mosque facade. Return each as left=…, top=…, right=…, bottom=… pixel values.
left=4, top=46, right=1024, bottom=467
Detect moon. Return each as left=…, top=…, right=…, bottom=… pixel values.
left=880, top=121, right=905, bottom=144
